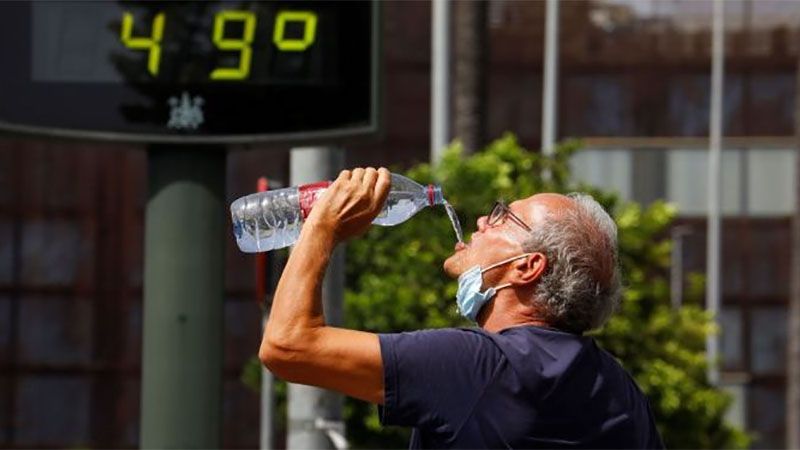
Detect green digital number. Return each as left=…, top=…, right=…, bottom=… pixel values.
left=273, top=11, right=318, bottom=51
left=120, top=12, right=165, bottom=76
left=210, top=11, right=256, bottom=80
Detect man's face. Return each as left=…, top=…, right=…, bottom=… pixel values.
left=443, top=196, right=541, bottom=279
left=443, top=193, right=575, bottom=279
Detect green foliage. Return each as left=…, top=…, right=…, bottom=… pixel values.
left=342, top=134, right=750, bottom=449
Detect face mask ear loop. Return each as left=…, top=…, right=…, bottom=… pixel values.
left=479, top=253, right=532, bottom=296
left=481, top=253, right=532, bottom=274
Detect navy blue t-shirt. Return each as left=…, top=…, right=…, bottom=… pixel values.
left=378, top=326, right=664, bottom=449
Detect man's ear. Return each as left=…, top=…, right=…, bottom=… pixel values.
left=511, top=253, right=547, bottom=285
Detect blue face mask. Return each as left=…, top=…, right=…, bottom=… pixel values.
left=456, top=254, right=532, bottom=322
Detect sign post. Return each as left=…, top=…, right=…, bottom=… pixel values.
left=141, top=146, right=226, bottom=448
left=288, top=147, right=347, bottom=450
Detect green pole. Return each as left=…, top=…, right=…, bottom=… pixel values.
left=141, top=145, right=226, bottom=449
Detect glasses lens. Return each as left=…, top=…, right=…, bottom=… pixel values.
left=488, top=202, right=505, bottom=226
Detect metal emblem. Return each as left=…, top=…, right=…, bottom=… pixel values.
left=167, top=92, right=205, bottom=130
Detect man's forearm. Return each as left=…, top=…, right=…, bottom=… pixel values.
left=262, top=219, right=336, bottom=354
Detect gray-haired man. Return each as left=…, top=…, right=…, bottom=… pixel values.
left=260, top=167, right=664, bottom=449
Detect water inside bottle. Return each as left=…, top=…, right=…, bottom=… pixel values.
left=443, top=201, right=464, bottom=243
left=230, top=187, right=304, bottom=253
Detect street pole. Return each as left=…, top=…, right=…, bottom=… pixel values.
left=431, top=0, right=451, bottom=164
left=261, top=316, right=276, bottom=450
left=287, top=147, right=347, bottom=450
left=706, top=0, right=725, bottom=386
left=140, top=146, right=226, bottom=448
left=670, top=226, right=691, bottom=310
left=541, top=0, right=559, bottom=168
left=255, top=177, right=276, bottom=450
left=786, top=36, right=800, bottom=450
left=453, top=0, right=488, bottom=155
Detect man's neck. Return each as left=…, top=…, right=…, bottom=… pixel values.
left=478, top=295, right=550, bottom=333
left=481, top=317, right=550, bottom=333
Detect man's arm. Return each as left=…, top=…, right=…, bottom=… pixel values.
left=259, top=167, right=390, bottom=405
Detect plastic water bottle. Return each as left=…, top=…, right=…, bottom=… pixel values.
left=230, top=173, right=445, bottom=253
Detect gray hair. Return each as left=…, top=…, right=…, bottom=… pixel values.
left=521, top=193, right=621, bottom=334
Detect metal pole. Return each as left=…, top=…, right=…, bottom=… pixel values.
left=431, top=0, right=450, bottom=164
left=287, top=147, right=347, bottom=450
left=260, top=313, right=276, bottom=450
left=786, top=35, right=800, bottom=450
left=141, top=146, right=226, bottom=448
left=670, top=226, right=690, bottom=310
left=256, top=177, right=276, bottom=450
left=541, top=0, right=559, bottom=171
left=261, top=247, right=288, bottom=450
left=706, top=0, right=725, bottom=386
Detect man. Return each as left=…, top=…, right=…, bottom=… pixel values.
left=260, top=167, right=664, bottom=449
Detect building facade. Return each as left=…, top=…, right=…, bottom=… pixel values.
left=1, top=0, right=798, bottom=448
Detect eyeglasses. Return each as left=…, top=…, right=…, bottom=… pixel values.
left=487, top=201, right=532, bottom=232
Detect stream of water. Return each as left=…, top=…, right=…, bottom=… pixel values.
left=443, top=201, right=464, bottom=243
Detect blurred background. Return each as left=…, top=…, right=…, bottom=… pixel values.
left=1, top=0, right=799, bottom=448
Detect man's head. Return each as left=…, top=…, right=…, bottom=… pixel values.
left=443, top=192, right=621, bottom=334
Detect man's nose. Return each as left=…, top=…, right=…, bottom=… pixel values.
left=477, top=216, right=488, bottom=232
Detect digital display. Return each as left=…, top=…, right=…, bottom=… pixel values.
left=32, top=2, right=335, bottom=85
left=0, top=1, right=379, bottom=143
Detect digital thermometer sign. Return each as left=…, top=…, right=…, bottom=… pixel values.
left=0, top=1, right=379, bottom=143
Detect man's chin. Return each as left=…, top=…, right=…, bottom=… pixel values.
left=443, top=252, right=464, bottom=278
left=443, top=240, right=471, bottom=277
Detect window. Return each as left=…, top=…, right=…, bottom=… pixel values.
left=747, top=149, right=795, bottom=216
left=571, top=147, right=796, bottom=217
left=16, top=377, right=91, bottom=446
left=719, top=307, right=743, bottom=371
left=570, top=148, right=633, bottom=200
left=666, top=149, right=744, bottom=215
left=750, top=307, right=787, bottom=375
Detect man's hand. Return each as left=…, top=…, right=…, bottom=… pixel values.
left=305, top=167, right=391, bottom=244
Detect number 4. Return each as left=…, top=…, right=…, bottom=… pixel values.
left=120, top=12, right=165, bottom=76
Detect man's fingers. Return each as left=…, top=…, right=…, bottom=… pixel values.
left=336, top=169, right=351, bottom=183
left=363, top=167, right=378, bottom=190
left=351, top=167, right=365, bottom=183
left=331, top=167, right=386, bottom=213
left=373, top=168, right=391, bottom=210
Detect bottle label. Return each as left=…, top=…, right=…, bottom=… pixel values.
left=298, top=181, right=333, bottom=219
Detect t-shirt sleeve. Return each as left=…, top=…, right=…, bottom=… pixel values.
left=378, top=328, right=502, bottom=431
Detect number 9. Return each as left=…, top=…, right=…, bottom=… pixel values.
left=210, top=11, right=256, bottom=80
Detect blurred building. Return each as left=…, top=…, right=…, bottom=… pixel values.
left=0, top=0, right=798, bottom=448
left=566, top=2, right=798, bottom=448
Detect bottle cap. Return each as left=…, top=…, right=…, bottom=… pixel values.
left=427, top=185, right=444, bottom=206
